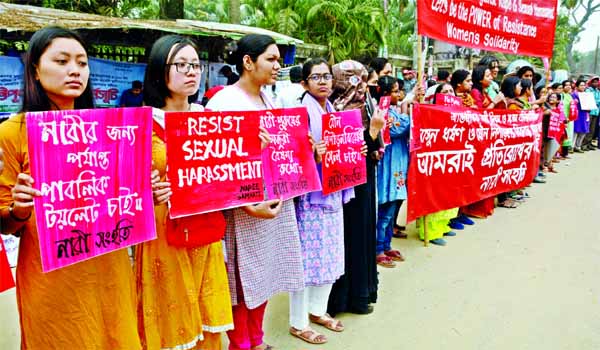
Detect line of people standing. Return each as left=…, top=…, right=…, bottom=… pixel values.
left=2, top=26, right=599, bottom=350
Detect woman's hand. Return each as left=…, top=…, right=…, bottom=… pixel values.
left=11, top=173, right=41, bottom=219
left=151, top=169, right=172, bottom=205
left=360, top=142, right=368, bottom=157
left=310, top=134, right=327, bottom=163
left=492, top=92, right=505, bottom=105
left=243, top=199, right=283, bottom=219
left=259, top=127, right=271, bottom=150
left=369, top=107, right=386, bottom=140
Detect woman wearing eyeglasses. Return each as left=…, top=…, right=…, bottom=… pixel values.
left=136, top=35, right=233, bottom=350
left=287, top=58, right=358, bottom=344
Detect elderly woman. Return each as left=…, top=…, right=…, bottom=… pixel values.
left=326, top=60, right=386, bottom=316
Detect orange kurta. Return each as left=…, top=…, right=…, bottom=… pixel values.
left=0, top=115, right=141, bottom=349
left=135, top=132, right=233, bottom=350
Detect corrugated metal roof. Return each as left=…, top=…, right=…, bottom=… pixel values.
left=0, top=2, right=307, bottom=46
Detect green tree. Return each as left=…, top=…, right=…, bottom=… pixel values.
left=561, top=0, right=600, bottom=72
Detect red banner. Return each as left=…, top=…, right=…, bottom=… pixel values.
left=27, top=108, right=156, bottom=272
left=321, top=109, right=367, bottom=195
left=0, top=237, right=15, bottom=292
left=548, top=107, right=565, bottom=143
left=165, top=110, right=264, bottom=217
left=418, top=0, right=558, bottom=57
left=259, top=108, right=322, bottom=200
left=407, top=104, right=543, bottom=222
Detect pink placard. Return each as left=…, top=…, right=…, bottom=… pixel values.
left=435, top=93, right=462, bottom=107
left=26, top=107, right=156, bottom=272
left=321, top=109, right=367, bottom=195
left=165, top=110, right=265, bottom=217
left=260, top=107, right=322, bottom=200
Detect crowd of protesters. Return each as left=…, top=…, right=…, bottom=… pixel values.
left=1, top=26, right=600, bottom=350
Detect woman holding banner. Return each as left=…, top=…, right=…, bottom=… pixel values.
left=286, top=58, right=353, bottom=345
left=374, top=76, right=412, bottom=256
left=327, top=60, right=386, bottom=316
left=0, top=27, right=141, bottom=349
left=572, top=79, right=590, bottom=153
left=560, top=80, right=575, bottom=158
left=450, top=69, right=496, bottom=218
left=205, top=34, right=305, bottom=350
left=137, top=35, right=233, bottom=350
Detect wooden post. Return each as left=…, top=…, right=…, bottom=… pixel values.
left=415, top=34, right=428, bottom=246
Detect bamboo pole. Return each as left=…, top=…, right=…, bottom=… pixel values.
left=415, top=34, right=428, bottom=246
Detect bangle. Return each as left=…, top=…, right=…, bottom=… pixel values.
left=8, top=202, right=31, bottom=222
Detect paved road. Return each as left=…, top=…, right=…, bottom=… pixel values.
left=1, top=151, right=599, bottom=349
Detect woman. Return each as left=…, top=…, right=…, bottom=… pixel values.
left=416, top=83, right=462, bottom=245
left=470, top=65, right=504, bottom=109
left=542, top=92, right=565, bottom=173
left=288, top=58, right=354, bottom=345
left=572, top=79, right=590, bottom=153
left=451, top=69, right=496, bottom=218
left=0, top=26, right=141, bottom=349
left=136, top=35, right=233, bottom=350
left=205, top=34, right=305, bottom=350
left=478, top=55, right=501, bottom=99
left=450, top=69, right=476, bottom=108
left=561, top=80, right=575, bottom=157
left=375, top=76, right=411, bottom=260
left=327, top=60, right=386, bottom=316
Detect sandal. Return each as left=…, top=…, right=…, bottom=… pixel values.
left=376, top=254, right=396, bottom=268
left=252, top=344, right=274, bottom=350
left=289, top=327, right=327, bottom=344
left=498, top=199, right=519, bottom=208
left=393, top=226, right=407, bottom=238
left=384, top=249, right=405, bottom=261
left=309, top=313, right=345, bottom=332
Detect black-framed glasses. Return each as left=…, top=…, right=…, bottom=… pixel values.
left=307, top=73, right=333, bottom=82
left=169, top=62, right=203, bottom=74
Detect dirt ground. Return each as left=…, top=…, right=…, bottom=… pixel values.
left=1, top=150, right=599, bottom=350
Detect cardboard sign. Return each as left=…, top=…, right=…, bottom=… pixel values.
left=435, top=93, right=462, bottom=107
left=578, top=92, right=597, bottom=111
left=27, top=107, right=156, bottom=272
left=407, top=104, right=543, bottom=222
left=260, top=107, right=322, bottom=200
left=165, top=110, right=264, bottom=217
left=321, top=109, right=367, bottom=195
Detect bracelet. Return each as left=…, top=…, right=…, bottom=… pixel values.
left=9, top=202, right=32, bottom=222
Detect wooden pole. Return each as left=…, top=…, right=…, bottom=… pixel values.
left=595, top=36, right=599, bottom=74
left=415, top=35, right=428, bottom=246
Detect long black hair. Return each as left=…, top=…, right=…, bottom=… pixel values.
left=226, top=34, right=276, bottom=77
left=376, top=75, right=399, bottom=102
left=471, top=65, right=488, bottom=93
left=301, top=57, right=329, bottom=82
left=143, top=35, right=199, bottom=108
left=501, top=76, right=521, bottom=98
left=21, top=26, right=94, bottom=112
left=450, top=69, right=470, bottom=92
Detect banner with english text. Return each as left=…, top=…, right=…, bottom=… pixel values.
left=407, top=104, right=543, bottom=222
left=27, top=107, right=156, bottom=272
left=417, top=0, right=558, bottom=57
left=165, top=110, right=264, bottom=218
left=259, top=107, right=322, bottom=200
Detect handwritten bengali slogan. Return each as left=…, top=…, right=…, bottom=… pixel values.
left=27, top=107, right=156, bottom=272
left=407, top=104, right=542, bottom=222
left=418, top=0, right=558, bottom=57
left=259, top=107, right=321, bottom=200
left=165, top=110, right=264, bottom=217
left=321, top=109, right=367, bottom=195
left=0, top=238, right=15, bottom=292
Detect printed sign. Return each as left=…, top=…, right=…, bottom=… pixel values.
left=89, top=57, right=147, bottom=108
left=165, top=110, right=264, bottom=217
left=418, top=0, right=558, bottom=57
left=260, top=107, right=321, bottom=200
left=578, top=92, right=597, bottom=111
left=321, top=109, right=367, bottom=195
left=548, top=107, right=565, bottom=143
left=435, top=93, right=462, bottom=106
left=407, top=104, right=543, bottom=222
left=27, top=107, right=156, bottom=272
left=379, top=96, right=392, bottom=146
left=0, top=56, right=24, bottom=113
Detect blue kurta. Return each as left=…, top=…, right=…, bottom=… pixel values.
left=377, top=107, right=410, bottom=205
left=572, top=92, right=590, bottom=134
